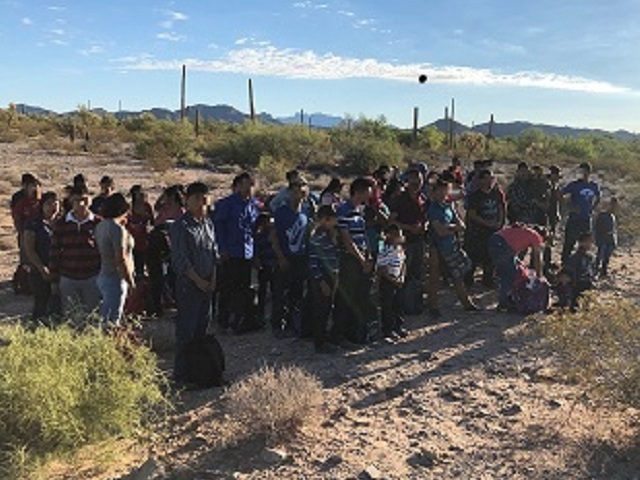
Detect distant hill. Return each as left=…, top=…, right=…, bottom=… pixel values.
left=426, top=118, right=638, bottom=141
left=278, top=112, right=343, bottom=129
left=9, top=104, right=638, bottom=140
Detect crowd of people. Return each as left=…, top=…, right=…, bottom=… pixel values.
left=9, top=157, right=618, bottom=385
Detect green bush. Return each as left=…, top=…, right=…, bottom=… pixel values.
left=134, top=119, right=197, bottom=169
left=0, top=323, right=169, bottom=477
left=331, top=117, right=404, bottom=173
left=537, top=293, right=640, bottom=409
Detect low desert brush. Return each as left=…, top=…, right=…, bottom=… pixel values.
left=223, top=365, right=324, bottom=440
left=537, top=293, right=640, bottom=409
left=0, top=322, right=170, bottom=478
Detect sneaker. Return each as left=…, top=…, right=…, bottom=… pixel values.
left=464, top=303, right=482, bottom=312
left=382, top=331, right=400, bottom=341
left=394, top=327, right=409, bottom=338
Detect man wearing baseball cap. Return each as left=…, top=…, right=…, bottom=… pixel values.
left=560, top=162, right=600, bottom=263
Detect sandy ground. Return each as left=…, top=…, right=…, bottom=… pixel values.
left=0, top=142, right=638, bottom=480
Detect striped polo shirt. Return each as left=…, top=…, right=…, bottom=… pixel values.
left=49, top=211, right=101, bottom=280
left=337, top=200, right=368, bottom=254
left=376, top=243, right=405, bottom=280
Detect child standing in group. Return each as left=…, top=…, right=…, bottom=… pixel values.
left=308, top=205, right=340, bottom=353
left=566, top=232, right=596, bottom=308
left=595, top=197, right=618, bottom=278
left=254, top=212, right=276, bottom=326
left=376, top=224, right=408, bottom=340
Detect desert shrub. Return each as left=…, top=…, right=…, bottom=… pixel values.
left=331, top=117, right=404, bottom=173
left=223, top=365, right=323, bottom=440
left=0, top=323, right=169, bottom=478
left=537, top=293, right=640, bottom=409
left=418, top=126, right=446, bottom=151
left=256, top=154, right=288, bottom=184
left=134, top=119, right=196, bottom=170
left=204, top=122, right=330, bottom=169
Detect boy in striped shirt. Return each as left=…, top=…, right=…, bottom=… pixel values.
left=377, top=224, right=408, bottom=340
left=308, top=205, right=340, bottom=353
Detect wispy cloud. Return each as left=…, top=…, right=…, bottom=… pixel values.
left=79, top=44, right=104, bottom=55
left=159, top=9, right=188, bottom=29
left=21, top=17, right=32, bottom=25
left=293, top=1, right=328, bottom=9
left=51, top=38, right=68, bottom=46
left=337, top=10, right=355, bottom=17
left=156, top=32, right=185, bottom=42
left=50, top=28, right=65, bottom=35
left=482, top=39, right=527, bottom=55
left=114, top=45, right=633, bottom=95
left=47, top=5, right=65, bottom=11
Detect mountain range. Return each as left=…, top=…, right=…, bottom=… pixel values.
left=12, top=103, right=638, bottom=140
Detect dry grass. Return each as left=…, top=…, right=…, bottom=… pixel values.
left=223, top=365, right=324, bottom=441
left=537, top=293, right=640, bottom=410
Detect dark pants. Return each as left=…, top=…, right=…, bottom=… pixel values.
left=380, top=277, right=404, bottom=335
left=30, top=270, right=57, bottom=320
left=464, top=229, right=495, bottom=287
left=272, top=256, right=307, bottom=334
left=488, top=235, right=517, bottom=306
left=562, top=216, right=591, bottom=264
left=401, top=241, right=424, bottom=312
left=596, top=243, right=615, bottom=275
left=333, top=254, right=374, bottom=344
left=310, top=276, right=336, bottom=348
left=133, top=250, right=146, bottom=277
left=174, top=279, right=212, bottom=381
left=217, top=258, right=252, bottom=329
left=257, top=265, right=275, bottom=323
left=147, top=257, right=173, bottom=316
left=572, top=281, right=593, bottom=309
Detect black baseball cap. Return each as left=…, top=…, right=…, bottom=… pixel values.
left=578, top=162, right=592, bottom=173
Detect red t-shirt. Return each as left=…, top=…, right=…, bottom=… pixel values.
left=12, top=196, right=41, bottom=232
left=127, top=202, right=154, bottom=252
left=498, top=226, right=544, bottom=254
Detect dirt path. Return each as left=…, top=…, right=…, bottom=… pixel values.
left=0, top=144, right=638, bottom=479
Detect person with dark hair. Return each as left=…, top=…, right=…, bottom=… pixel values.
left=308, top=205, right=340, bottom=353
left=127, top=185, right=154, bottom=278
left=49, top=185, right=102, bottom=313
left=377, top=224, right=407, bottom=340
left=464, top=169, right=506, bottom=288
left=489, top=222, right=544, bottom=311
left=270, top=176, right=311, bottom=337
left=450, top=156, right=464, bottom=186
left=270, top=169, right=317, bottom=218
left=95, top=193, right=134, bottom=325
left=155, top=185, right=185, bottom=226
left=254, top=212, right=276, bottom=326
left=333, top=177, right=375, bottom=345
left=373, top=165, right=391, bottom=191
left=90, top=175, right=115, bottom=215
left=566, top=232, right=596, bottom=307
left=529, top=165, right=552, bottom=227
left=320, top=177, right=343, bottom=207
left=561, top=163, right=600, bottom=263
left=507, top=162, right=533, bottom=223
left=382, top=177, right=404, bottom=206
left=547, top=166, right=562, bottom=240
left=595, top=197, right=618, bottom=277
left=212, top=172, right=259, bottom=333
left=73, top=174, right=87, bottom=189
left=170, top=182, right=218, bottom=384
left=11, top=175, right=42, bottom=261
left=427, top=179, right=478, bottom=317
left=390, top=169, right=426, bottom=314
left=23, top=192, right=61, bottom=320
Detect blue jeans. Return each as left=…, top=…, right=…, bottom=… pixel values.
left=97, top=274, right=128, bottom=325
left=596, top=242, right=615, bottom=275
left=174, top=279, right=212, bottom=382
left=488, top=235, right=517, bottom=305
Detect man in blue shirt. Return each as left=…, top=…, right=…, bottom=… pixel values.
left=212, top=172, right=259, bottom=333
left=560, top=162, right=600, bottom=264
left=170, top=182, right=218, bottom=385
left=270, top=176, right=310, bottom=337
left=333, top=177, right=375, bottom=345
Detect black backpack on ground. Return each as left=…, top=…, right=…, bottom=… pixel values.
left=184, top=334, right=226, bottom=388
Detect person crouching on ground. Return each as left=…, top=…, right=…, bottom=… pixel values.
left=488, top=222, right=544, bottom=312
left=170, top=182, right=217, bottom=385
left=427, top=178, right=479, bottom=318
left=566, top=232, right=596, bottom=309
left=377, top=224, right=408, bottom=340
left=308, top=205, right=340, bottom=353
left=95, top=193, right=135, bottom=326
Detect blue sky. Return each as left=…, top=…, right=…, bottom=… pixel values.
left=1, top=0, right=639, bottom=131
